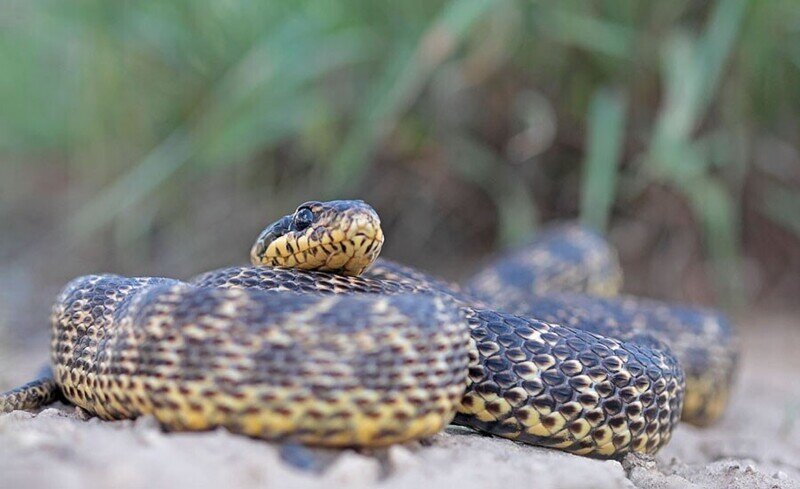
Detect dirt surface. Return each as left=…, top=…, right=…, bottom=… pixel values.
left=1, top=313, right=798, bottom=489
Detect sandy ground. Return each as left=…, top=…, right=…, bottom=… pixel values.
left=1, top=313, right=799, bottom=489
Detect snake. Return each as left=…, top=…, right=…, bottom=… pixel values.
left=0, top=200, right=738, bottom=459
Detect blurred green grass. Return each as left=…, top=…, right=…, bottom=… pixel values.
left=1, top=0, right=799, bottom=311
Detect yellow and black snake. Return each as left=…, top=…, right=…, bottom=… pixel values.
left=0, top=200, right=738, bottom=459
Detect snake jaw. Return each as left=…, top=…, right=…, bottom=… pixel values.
left=250, top=200, right=384, bottom=276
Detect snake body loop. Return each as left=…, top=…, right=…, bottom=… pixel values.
left=0, top=200, right=737, bottom=459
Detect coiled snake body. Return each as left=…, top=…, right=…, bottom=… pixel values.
left=0, top=200, right=737, bottom=459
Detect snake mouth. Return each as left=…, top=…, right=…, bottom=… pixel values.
left=250, top=201, right=385, bottom=276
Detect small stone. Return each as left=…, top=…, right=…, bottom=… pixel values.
left=388, top=445, right=418, bottom=471
left=323, top=451, right=380, bottom=486
left=133, top=415, right=160, bottom=431
left=774, top=471, right=788, bottom=480
left=621, top=452, right=656, bottom=475
left=132, top=415, right=163, bottom=446
left=726, top=462, right=741, bottom=473
left=279, top=444, right=324, bottom=472
left=74, top=406, right=93, bottom=421
left=37, top=408, right=68, bottom=419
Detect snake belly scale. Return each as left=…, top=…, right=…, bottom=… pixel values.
left=0, top=200, right=736, bottom=459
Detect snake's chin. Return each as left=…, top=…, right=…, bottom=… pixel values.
left=271, top=228, right=384, bottom=276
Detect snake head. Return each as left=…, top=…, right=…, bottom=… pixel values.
left=250, top=200, right=384, bottom=276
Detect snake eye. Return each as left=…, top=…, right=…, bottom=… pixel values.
left=293, top=207, right=314, bottom=231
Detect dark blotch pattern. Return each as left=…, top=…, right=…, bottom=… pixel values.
left=453, top=309, right=684, bottom=458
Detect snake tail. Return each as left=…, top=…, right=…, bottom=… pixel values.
left=0, top=366, right=60, bottom=413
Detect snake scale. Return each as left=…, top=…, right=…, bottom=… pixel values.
left=0, top=200, right=738, bottom=459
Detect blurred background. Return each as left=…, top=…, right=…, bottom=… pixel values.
left=1, top=0, right=799, bottom=353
